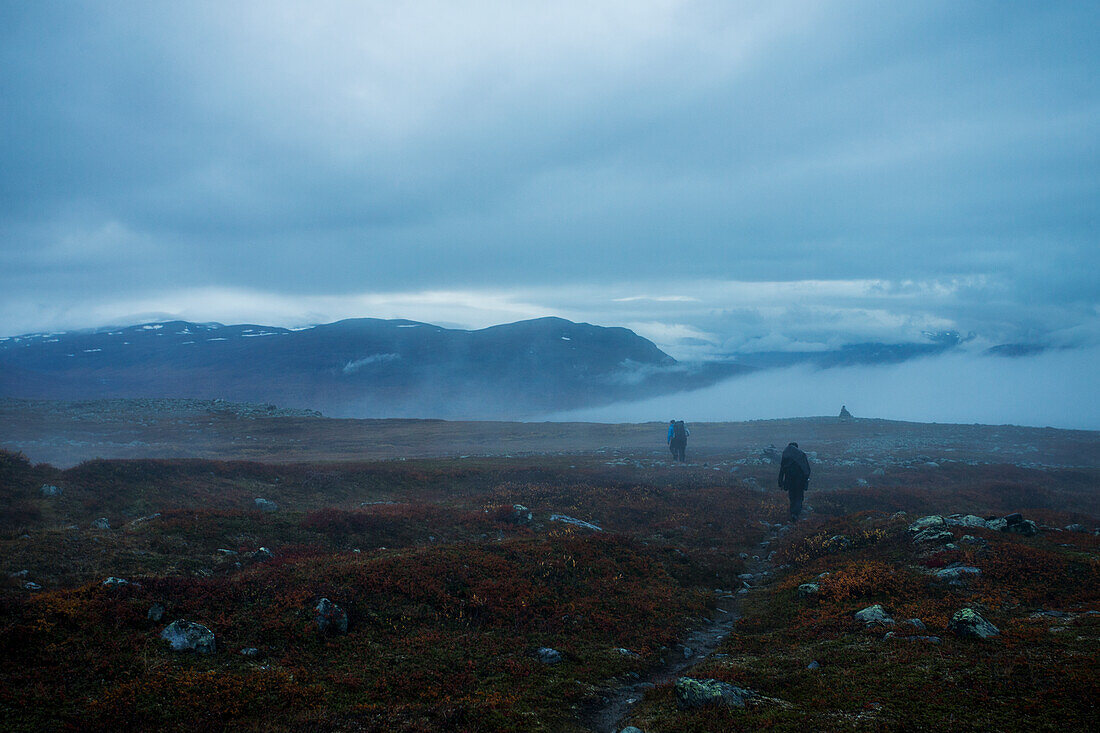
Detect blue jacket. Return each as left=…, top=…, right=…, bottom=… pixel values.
left=667, top=423, right=690, bottom=442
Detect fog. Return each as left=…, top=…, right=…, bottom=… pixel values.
left=545, top=347, right=1100, bottom=431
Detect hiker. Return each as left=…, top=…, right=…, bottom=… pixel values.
left=667, top=419, right=689, bottom=462
left=777, top=441, right=811, bottom=521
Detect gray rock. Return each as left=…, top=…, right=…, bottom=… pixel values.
left=548, top=514, right=602, bottom=531
left=1007, top=519, right=1039, bottom=537
left=40, top=484, right=62, bottom=497
left=854, top=604, right=894, bottom=626
left=23, top=581, right=41, bottom=591
left=91, top=517, right=110, bottom=530
left=885, top=633, right=942, bottom=644
left=160, top=620, right=216, bottom=653
left=806, top=660, right=820, bottom=671
left=614, top=647, right=640, bottom=658
left=102, top=577, right=129, bottom=586
left=674, top=677, right=754, bottom=709
left=315, top=598, right=348, bottom=634
left=949, top=607, right=999, bottom=639
left=912, top=528, right=954, bottom=544
left=254, top=498, right=279, bottom=512
left=798, top=583, right=820, bottom=598
left=511, top=504, right=532, bottom=524
left=986, top=518, right=1008, bottom=531
left=1064, top=523, right=1087, bottom=533
left=828, top=535, right=852, bottom=549
left=908, top=516, right=947, bottom=533
left=856, top=478, right=869, bottom=487
left=872, top=468, right=886, bottom=476
left=251, top=546, right=274, bottom=562
left=621, top=728, right=644, bottom=733
left=147, top=603, right=165, bottom=622
left=216, top=548, right=238, bottom=556
left=906, top=618, right=927, bottom=631
left=959, top=535, right=986, bottom=546
left=946, top=514, right=988, bottom=529
left=537, top=647, right=563, bottom=664
left=934, top=566, right=982, bottom=583
left=761, top=445, right=782, bottom=463
left=240, top=647, right=262, bottom=658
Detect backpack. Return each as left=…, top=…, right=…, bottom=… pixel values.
left=672, top=421, right=686, bottom=439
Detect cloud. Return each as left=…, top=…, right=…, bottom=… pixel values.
left=545, top=347, right=1100, bottom=431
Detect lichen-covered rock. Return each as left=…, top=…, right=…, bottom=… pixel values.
left=827, top=535, right=852, bottom=549
left=315, top=598, right=348, bottom=634
left=912, top=528, right=954, bottom=544
left=147, top=603, right=165, bottom=622
left=908, top=516, right=946, bottom=533
left=160, top=620, right=216, bottom=653
left=1063, top=523, right=1087, bottom=533
left=959, top=534, right=987, bottom=546
left=240, top=647, right=262, bottom=658
left=511, top=504, right=532, bottom=524
left=798, top=583, right=820, bottom=598
left=548, top=514, right=602, bottom=531
left=537, top=647, right=562, bottom=664
left=40, top=484, right=62, bottom=497
left=854, top=604, right=894, bottom=626
left=102, top=577, right=129, bottom=586
left=934, top=566, right=982, bottom=583
left=986, top=518, right=1008, bottom=531
left=674, top=677, right=753, bottom=709
left=254, top=497, right=279, bottom=512
left=620, top=727, right=644, bottom=733
left=91, top=517, right=110, bottom=530
left=949, top=607, right=999, bottom=639
left=250, top=546, right=274, bottom=562
left=945, top=514, right=988, bottom=529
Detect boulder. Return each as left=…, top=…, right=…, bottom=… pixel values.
left=254, top=498, right=279, bottom=512
left=949, top=608, right=999, bottom=639
left=912, top=528, right=954, bottom=545
left=23, top=581, right=41, bottom=591
left=908, top=516, right=947, bottom=533
left=761, top=445, right=782, bottom=463
left=945, top=514, right=988, bottom=529
left=548, top=514, right=602, bottom=532
left=40, top=484, right=62, bottom=497
left=959, top=535, right=986, bottom=547
left=1064, top=523, right=1087, bottom=533
left=147, top=603, right=165, bottom=622
left=91, top=517, right=110, bottom=530
left=314, top=598, right=348, bottom=634
left=986, top=518, right=1008, bottom=531
left=511, top=504, right=532, bottom=525
left=160, top=620, right=216, bottom=653
left=854, top=604, right=894, bottom=626
left=906, top=618, right=927, bottom=631
left=102, top=577, right=130, bottom=586
left=806, top=660, right=820, bottom=671
left=934, top=566, right=982, bottom=583
left=251, top=547, right=274, bottom=562
left=674, top=677, right=753, bottom=709
left=537, top=647, right=562, bottom=664
left=621, top=728, right=644, bottom=733
left=797, top=583, right=820, bottom=598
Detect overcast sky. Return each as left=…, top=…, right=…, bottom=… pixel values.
left=2, top=1, right=1097, bottom=357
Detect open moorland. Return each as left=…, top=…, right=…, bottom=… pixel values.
left=1, top=409, right=1098, bottom=731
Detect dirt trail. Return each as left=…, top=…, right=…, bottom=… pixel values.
left=581, top=526, right=780, bottom=733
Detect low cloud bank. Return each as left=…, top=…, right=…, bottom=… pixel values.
left=544, top=347, right=1100, bottom=431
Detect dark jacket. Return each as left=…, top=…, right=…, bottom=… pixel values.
left=778, top=443, right=811, bottom=491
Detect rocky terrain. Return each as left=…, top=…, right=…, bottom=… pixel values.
left=1, top=411, right=1098, bottom=731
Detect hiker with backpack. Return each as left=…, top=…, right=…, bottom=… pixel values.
left=778, top=441, right=811, bottom=522
left=667, top=419, right=689, bottom=462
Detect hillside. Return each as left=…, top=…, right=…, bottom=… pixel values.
left=0, top=318, right=744, bottom=418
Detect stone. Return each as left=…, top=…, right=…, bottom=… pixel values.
left=674, top=677, right=753, bottom=710
left=548, top=514, right=602, bottom=531
left=761, top=444, right=782, bottom=463
left=102, top=577, right=130, bottom=586
left=147, top=603, right=165, bottom=622
left=906, top=618, right=927, bottom=631
left=615, top=647, right=640, bottom=658
left=873, top=468, right=886, bottom=476
left=959, top=535, right=986, bottom=546
left=854, top=604, right=894, bottom=626
left=945, top=514, right=988, bottom=529
left=161, top=620, right=216, bottom=653
left=91, top=517, right=110, bottom=530
left=1007, top=519, right=1039, bottom=537
left=251, top=546, right=274, bottom=562
left=315, top=598, right=348, bottom=634
left=240, top=647, right=262, bottom=658
left=934, top=566, right=981, bottom=583
left=798, top=583, right=820, bottom=598
left=908, top=516, right=947, bottom=533
left=856, top=478, right=869, bottom=487
left=40, top=484, right=62, bottom=497
left=511, top=504, right=532, bottom=524
left=23, top=581, right=41, bottom=591
left=537, top=647, right=563, bottom=664
left=912, top=528, right=954, bottom=544
left=949, top=608, right=999, bottom=639
left=621, top=728, right=644, bottom=733
left=254, top=498, right=279, bottom=512
left=828, top=535, right=851, bottom=549
left=806, top=660, right=820, bottom=671
left=986, top=518, right=1008, bottom=531
left=1064, top=523, right=1087, bottom=533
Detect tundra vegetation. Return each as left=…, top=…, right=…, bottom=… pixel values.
left=1, top=447, right=1097, bottom=731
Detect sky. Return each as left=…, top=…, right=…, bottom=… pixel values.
left=1, top=1, right=1098, bottom=361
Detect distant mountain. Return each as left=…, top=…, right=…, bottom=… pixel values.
left=0, top=317, right=747, bottom=418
